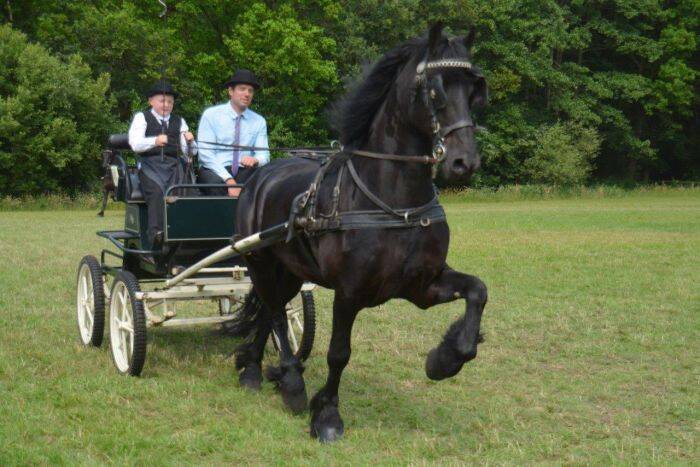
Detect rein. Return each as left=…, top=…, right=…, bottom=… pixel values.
left=188, top=56, right=479, bottom=172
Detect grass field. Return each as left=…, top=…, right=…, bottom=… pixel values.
left=0, top=189, right=698, bottom=464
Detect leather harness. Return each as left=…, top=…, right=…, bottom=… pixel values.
left=285, top=56, right=480, bottom=238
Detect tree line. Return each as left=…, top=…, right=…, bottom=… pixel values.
left=1, top=0, right=697, bottom=195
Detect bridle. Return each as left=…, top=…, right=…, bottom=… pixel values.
left=349, top=55, right=482, bottom=178
left=415, top=57, right=480, bottom=171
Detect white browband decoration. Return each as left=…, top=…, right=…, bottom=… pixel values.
left=426, top=59, right=472, bottom=70
left=416, top=59, right=473, bottom=76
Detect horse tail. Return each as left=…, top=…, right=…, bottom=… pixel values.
left=232, top=290, right=264, bottom=369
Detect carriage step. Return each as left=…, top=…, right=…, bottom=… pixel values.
left=97, top=230, right=139, bottom=240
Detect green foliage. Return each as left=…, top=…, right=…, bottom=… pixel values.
left=223, top=2, right=339, bottom=146
left=0, top=0, right=697, bottom=189
left=523, top=122, right=600, bottom=185
left=33, top=2, right=176, bottom=120
left=0, top=25, right=114, bottom=196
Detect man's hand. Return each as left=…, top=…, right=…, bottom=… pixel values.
left=184, top=131, right=194, bottom=142
left=155, top=134, right=168, bottom=146
left=241, top=156, right=259, bottom=168
left=226, top=178, right=241, bottom=197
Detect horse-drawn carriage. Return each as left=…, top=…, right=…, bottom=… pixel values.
left=76, top=23, right=489, bottom=441
left=76, top=134, right=316, bottom=376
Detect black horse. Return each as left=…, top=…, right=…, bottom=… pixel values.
left=235, top=23, right=488, bottom=442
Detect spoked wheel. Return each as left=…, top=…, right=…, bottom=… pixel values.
left=272, top=291, right=316, bottom=361
left=76, top=255, right=105, bottom=347
left=109, top=271, right=147, bottom=376
left=220, top=294, right=257, bottom=337
left=218, top=296, right=244, bottom=316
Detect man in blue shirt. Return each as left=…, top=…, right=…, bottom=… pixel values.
left=197, top=69, right=270, bottom=196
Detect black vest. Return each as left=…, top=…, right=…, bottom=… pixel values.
left=142, top=110, right=182, bottom=157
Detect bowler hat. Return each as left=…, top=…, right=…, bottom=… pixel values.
left=223, top=69, right=261, bottom=89
left=146, top=81, right=178, bottom=98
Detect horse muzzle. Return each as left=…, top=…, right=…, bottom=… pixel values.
left=438, top=141, right=480, bottom=184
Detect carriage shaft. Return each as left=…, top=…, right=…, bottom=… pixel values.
left=164, top=222, right=289, bottom=288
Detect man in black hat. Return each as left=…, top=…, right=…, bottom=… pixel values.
left=197, top=69, right=269, bottom=196
left=128, top=80, right=196, bottom=251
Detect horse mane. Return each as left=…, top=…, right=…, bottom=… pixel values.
left=333, top=37, right=428, bottom=147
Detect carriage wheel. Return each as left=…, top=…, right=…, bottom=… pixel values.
left=109, top=271, right=147, bottom=376
left=76, top=255, right=105, bottom=347
left=218, top=296, right=244, bottom=316
left=272, top=291, right=316, bottom=361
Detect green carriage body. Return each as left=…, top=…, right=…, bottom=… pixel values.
left=97, top=134, right=243, bottom=279
left=77, top=134, right=316, bottom=377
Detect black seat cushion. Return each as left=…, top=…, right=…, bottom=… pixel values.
left=108, top=133, right=131, bottom=150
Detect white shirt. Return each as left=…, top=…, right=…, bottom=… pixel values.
left=128, top=109, right=197, bottom=155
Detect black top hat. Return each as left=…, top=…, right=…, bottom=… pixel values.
left=146, top=81, right=178, bottom=98
left=223, top=69, right=261, bottom=89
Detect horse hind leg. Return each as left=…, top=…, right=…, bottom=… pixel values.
left=236, top=261, right=308, bottom=413
left=410, top=266, right=487, bottom=381
left=234, top=290, right=270, bottom=391
left=262, top=269, right=307, bottom=414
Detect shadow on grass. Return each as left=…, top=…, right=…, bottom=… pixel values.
left=129, top=318, right=478, bottom=438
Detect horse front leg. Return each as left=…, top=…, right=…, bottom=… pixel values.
left=310, top=294, right=360, bottom=442
left=410, top=266, right=488, bottom=381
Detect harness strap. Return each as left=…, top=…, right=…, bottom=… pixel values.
left=301, top=205, right=446, bottom=231
left=335, top=205, right=445, bottom=230
left=439, top=118, right=475, bottom=138
left=351, top=149, right=436, bottom=165
left=346, top=159, right=438, bottom=220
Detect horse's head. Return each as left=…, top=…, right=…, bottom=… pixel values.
left=399, top=23, right=488, bottom=184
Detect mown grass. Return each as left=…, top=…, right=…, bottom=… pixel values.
left=0, top=189, right=697, bottom=464
left=2, top=183, right=698, bottom=211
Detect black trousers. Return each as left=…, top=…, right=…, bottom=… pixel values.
left=138, top=172, right=165, bottom=244
left=198, top=166, right=256, bottom=195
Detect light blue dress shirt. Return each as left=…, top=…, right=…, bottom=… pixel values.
left=197, top=103, right=270, bottom=181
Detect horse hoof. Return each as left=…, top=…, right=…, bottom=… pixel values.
left=282, top=389, right=308, bottom=415
left=313, top=426, right=344, bottom=443
left=239, top=365, right=262, bottom=391
left=425, top=346, right=464, bottom=381
left=269, top=365, right=307, bottom=414
left=310, top=399, right=344, bottom=442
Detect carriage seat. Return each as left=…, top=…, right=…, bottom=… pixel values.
left=106, top=134, right=144, bottom=203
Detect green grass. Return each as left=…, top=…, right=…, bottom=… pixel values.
left=2, top=183, right=698, bottom=211
left=0, top=189, right=697, bottom=464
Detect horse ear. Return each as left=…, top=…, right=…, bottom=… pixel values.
left=428, top=22, right=445, bottom=55
left=463, top=27, right=476, bottom=51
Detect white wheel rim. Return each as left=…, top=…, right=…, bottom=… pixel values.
left=76, top=264, right=95, bottom=345
left=285, top=295, right=305, bottom=354
left=110, top=282, right=134, bottom=373
left=219, top=297, right=231, bottom=315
